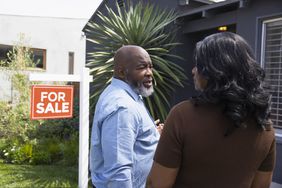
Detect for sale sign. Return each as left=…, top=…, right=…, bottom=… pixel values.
left=30, top=85, right=74, bottom=120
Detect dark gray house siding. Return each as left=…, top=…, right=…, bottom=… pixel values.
left=84, top=0, right=282, bottom=184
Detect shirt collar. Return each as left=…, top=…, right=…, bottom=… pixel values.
left=111, top=77, right=142, bottom=101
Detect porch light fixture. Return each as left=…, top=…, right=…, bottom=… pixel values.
left=179, top=0, right=189, bottom=6
left=218, top=26, right=228, bottom=31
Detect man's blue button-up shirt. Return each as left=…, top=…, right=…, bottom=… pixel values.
left=90, top=78, right=160, bottom=188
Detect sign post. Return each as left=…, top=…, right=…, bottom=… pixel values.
left=29, top=67, right=93, bottom=188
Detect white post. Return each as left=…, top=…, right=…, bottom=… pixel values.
left=79, top=67, right=91, bottom=188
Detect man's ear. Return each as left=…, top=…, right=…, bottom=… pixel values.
left=117, top=66, right=126, bottom=79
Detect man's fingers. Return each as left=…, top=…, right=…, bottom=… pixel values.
left=158, top=123, right=164, bottom=127
left=156, top=123, right=164, bottom=135
left=154, top=119, right=160, bottom=125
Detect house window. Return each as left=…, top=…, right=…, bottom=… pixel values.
left=68, top=52, right=74, bottom=74
left=261, top=18, right=282, bottom=129
left=33, top=48, right=46, bottom=69
left=0, top=44, right=46, bottom=69
left=0, top=44, right=10, bottom=62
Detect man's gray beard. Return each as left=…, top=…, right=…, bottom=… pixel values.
left=133, top=83, right=154, bottom=97
left=125, top=72, right=154, bottom=97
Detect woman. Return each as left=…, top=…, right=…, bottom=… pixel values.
left=147, top=32, right=276, bottom=188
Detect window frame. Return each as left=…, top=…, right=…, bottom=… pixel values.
left=260, top=17, right=282, bottom=130
left=32, top=47, right=47, bottom=70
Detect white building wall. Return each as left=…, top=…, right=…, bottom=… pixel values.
left=0, top=14, right=87, bottom=74
left=0, top=70, right=12, bottom=101
left=0, top=14, right=88, bottom=102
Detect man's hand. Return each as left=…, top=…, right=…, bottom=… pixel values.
left=154, top=119, right=164, bottom=135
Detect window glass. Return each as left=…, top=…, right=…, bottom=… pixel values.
left=0, top=44, right=46, bottom=69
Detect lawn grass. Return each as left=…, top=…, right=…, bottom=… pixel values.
left=0, top=163, right=85, bottom=188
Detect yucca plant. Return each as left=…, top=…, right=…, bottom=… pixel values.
left=85, top=2, right=187, bottom=121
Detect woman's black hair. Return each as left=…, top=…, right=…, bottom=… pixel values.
left=193, top=32, right=271, bottom=131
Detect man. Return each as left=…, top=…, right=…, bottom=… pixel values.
left=90, top=45, right=161, bottom=188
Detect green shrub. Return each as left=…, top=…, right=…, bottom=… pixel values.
left=13, top=143, right=33, bottom=164
left=0, top=138, right=19, bottom=163
left=0, top=139, right=9, bottom=154
left=60, top=133, right=79, bottom=166
left=48, top=142, right=62, bottom=162
left=0, top=138, right=36, bottom=164
left=26, top=138, right=62, bottom=165
left=31, top=150, right=51, bottom=165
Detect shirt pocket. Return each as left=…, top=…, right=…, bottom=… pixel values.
left=138, top=122, right=158, bottom=144
left=139, top=114, right=157, bottom=135
left=140, top=123, right=153, bottom=136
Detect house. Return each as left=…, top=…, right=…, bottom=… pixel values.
left=0, top=14, right=88, bottom=101
left=84, top=0, right=282, bottom=185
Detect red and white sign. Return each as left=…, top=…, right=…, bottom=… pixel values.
left=30, top=85, right=74, bottom=119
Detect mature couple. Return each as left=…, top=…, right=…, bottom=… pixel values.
left=90, top=32, right=276, bottom=188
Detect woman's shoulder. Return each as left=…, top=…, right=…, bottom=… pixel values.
left=170, top=100, right=193, bottom=113
left=173, top=100, right=193, bottom=109
left=170, top=99, right=222, bottom=122
left=172, top=99, right=212, bottom=112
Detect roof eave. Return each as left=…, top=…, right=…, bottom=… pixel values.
left=177, top=0, right=249, bottom=21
